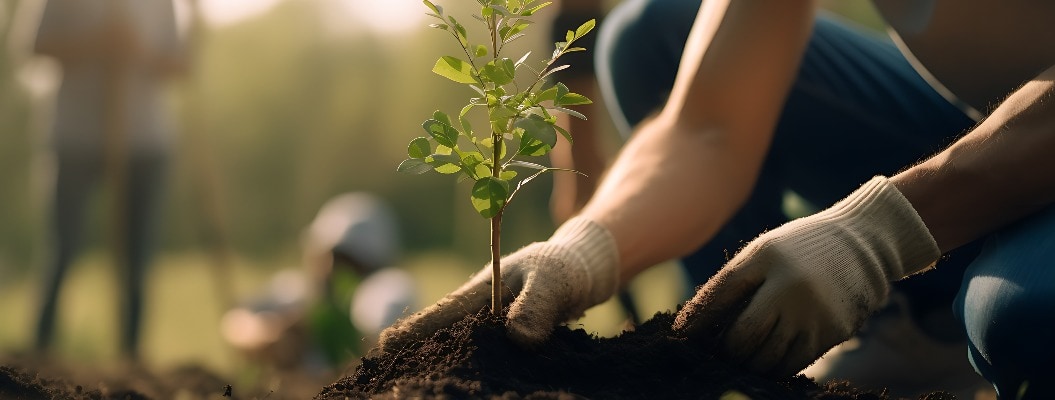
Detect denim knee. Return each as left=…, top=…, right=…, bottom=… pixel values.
left=596, top=0, right=700, bottom=135
left=955, top=206, right=1055, bottom=399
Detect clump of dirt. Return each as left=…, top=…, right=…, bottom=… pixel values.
left=0, top=358, right=259, bottom=399
left=316, top=309, right=955, bottom=399
left=0, top=364, right=151, bottom=400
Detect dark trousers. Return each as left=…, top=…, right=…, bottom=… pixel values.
left=35, top=150, right=168, bottom=359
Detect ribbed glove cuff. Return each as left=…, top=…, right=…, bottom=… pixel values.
left=828, top=176, right=941, bottom=279
left=545, top=216, right=621, bottom=306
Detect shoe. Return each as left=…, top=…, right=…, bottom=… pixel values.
left=801, top=293, right=996, bottom=400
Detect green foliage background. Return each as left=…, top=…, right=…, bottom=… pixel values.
left=0, top=0, right=566, bottom=276
left=0, top=0, right=884, bottom=273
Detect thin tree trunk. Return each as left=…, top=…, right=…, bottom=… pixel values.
left=490, top=211, right=502, bottom=316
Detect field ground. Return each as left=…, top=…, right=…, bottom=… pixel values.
left=0, top=250, right=686, bottom=384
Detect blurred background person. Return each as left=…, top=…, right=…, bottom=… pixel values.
left=221, top=192, right=416, bottom=376
left=27, top=0, right=187, bottom=361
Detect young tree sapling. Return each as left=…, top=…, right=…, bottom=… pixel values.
left=398, top=0, right=595, bottom=316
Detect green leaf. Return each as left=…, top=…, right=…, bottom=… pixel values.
left=516, top=124, right=557, bottom=156
left=408, top=137, right=431, bottom=159
left=574, top=19, right=595, bottom=40
left=517, top=115, right=557, bottom=146
left=458, top=104, right=475, bottom=136
left=504, top=166, right=583, bottom=206
left=488, top=104, right=517, bottom=121
left=556, top=82, right=569, bottom=100
left=554, top=124, right=573, bottom=145
left=507, top=160, right=548, bottom=170
left=433, top=110, right=454, bottom=127
left=514, top=52, right=531, bottom=68
left=501, top=20, right=531, bottom=42
left=540, top=64, right=569, bottom=81
left=462, top=152, right=491, bottom=180
left=471, top=176, right=510, bottom=218
left=535, top=85, right=558, bottom=103
left=425, top=152, right=461, bottom=174
left=422, top=118, right=459, bottom=148
left=397, top=158, right=433, bottom=174
left=501, top=58, right=516, bottom=79
left=478, top=135, right=507, bottom=159
left=552, top=106, right=587, bottom=120
left=500, top=170, right=518, bottom=180
left=423, top=0, right=442, bottom=15
left=430, top=153, right=462, bottom=165
left=481, top=59, right=515, bottom=85
left=491, top=4, right=512, bottom=16
left=521, top=1, right=551, bottom=16
left=557, top=92, right=592, bottom=106
left=474, top=44, right=488, bottom=58
left=448, top=16, right=469, bottom=47
left=433, top=56, right=477, bottom=84
left=503, top=33, right=526, bottom=44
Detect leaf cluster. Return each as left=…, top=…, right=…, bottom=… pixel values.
left=398, top=0, right=594, bottom=219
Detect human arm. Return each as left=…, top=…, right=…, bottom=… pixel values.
left=579, top=0, right=817, bottom=282
left=379, top=0, right=818, bottom=350
left=672, top=64, right=1055, bottom=377
left=893, top=64, right=1055, bottom=252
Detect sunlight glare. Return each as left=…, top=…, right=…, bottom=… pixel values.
left=198, top=0, right=285, bottom=27
left=332, top=0, right=428, bottom=35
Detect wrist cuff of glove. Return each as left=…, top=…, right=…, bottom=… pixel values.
left=545, top=216, right=621, bottom=305
left=831, top=176, right=941, bottom=279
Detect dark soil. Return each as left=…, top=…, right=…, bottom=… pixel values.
left=0, top=311, right=957, bottom=399
left=316, top=309, right=956, bottom=400
left=0, top=360, right=236, bottom=400
left=0, top=354, right=328, bottom=399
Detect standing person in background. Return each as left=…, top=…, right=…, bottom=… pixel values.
left=27, top=0, right=187, bottom=361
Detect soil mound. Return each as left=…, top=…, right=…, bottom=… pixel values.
left=317, top=310, right=955, bottom=399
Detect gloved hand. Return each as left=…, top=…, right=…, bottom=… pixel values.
left=378, top=217, right=619, bottom=351
left=673, top=176, right=941, bottom=377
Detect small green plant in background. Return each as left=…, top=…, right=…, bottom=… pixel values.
left=398, top=0, right=595, bottom=316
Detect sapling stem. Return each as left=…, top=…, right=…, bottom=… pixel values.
left=490, top=211, right=503, bottom=316
left=400, top=0, right=595, bottom=320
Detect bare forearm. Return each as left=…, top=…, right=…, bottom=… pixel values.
left=893, top=64, right=1055, bottom=252
left=580, top=0, right=816, bottom=281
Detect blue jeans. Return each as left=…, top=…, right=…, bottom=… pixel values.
left=597, top=0, right=1055, bottom=395
left=954, top=205, right=1055, bottom=399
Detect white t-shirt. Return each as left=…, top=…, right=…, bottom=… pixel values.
left=34, top=0, right=181, bottom=156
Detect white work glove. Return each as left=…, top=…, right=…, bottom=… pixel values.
left=673, top=176, right=941, bottom=377
left=378, top=216, right=619, bottom=351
